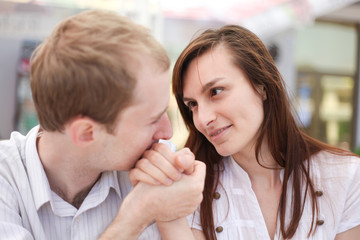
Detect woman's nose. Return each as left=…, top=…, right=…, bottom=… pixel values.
left=195, top=104, right=216, bottom=129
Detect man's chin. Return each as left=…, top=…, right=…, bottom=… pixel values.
left=129, top=141, right=158, bottom=169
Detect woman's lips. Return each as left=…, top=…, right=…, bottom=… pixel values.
left=209, top=125, right=232, bottom=141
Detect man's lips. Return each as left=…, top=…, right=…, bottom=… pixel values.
left=138, top=141, right=158, bottom=160
left=146, top=141, right=158, bottom=150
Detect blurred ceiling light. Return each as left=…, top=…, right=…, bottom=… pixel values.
left=4, top=0, right=33, bottom=2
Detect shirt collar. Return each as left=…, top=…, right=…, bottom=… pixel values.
left=228, top=155, right=253, bottom=187
left=83, top=170, right=122, bottom=208
left=228, top=155, right=285, bottom=184
left=25, top=126, right=122, bottom=212
left=53, top=170, right=122, bottom=217
left=25, top=125, right=52, bottom=210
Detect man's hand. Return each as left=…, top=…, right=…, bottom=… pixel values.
left=132, top=160, right=205, bottom=222
left=129, top=143, right=196, bottom=186
left=100, top=143, right=206, bottom=240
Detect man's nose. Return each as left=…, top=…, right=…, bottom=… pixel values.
left=153, top=113, right=173, bottom=140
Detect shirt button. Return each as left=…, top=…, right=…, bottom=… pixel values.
left=315, top=191, right=323, bottom=197
left=75, top=216, right=81, bottom=223
left=316, top=220, right=324, bottom=226
left=216, top=226, right=223, bottom=233
left=214, top=192, right=221, bottom=199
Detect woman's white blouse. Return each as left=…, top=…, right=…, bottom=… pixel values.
left=188, top=151, right=360, bottom=239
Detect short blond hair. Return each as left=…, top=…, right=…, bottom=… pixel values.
left=31, top=10, right=170, bottom=132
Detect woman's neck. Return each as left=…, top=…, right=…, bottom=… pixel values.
left=232, top=143, right=281, bottom=189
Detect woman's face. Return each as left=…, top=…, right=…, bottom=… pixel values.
left=182, top=45, right=265, bottom=156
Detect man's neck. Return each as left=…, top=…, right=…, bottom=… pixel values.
left=50, top=175, right=101, bottom=208
left=37, top=130, right=101, bottom=208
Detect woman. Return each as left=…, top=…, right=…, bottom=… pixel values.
left=173, top=25, right=360, bottom=240
left=132, top=25, right=360, bottom=239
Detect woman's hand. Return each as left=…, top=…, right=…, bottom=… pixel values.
left=129, top=142, right=196, bottom=186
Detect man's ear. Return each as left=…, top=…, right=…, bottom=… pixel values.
left=68, top=117, right=98, bottom=146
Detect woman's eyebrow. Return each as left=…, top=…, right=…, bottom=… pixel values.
left=183, top=77, right=224, bottom=101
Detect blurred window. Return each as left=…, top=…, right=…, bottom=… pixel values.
left=295, top=21, right=358, bottom=149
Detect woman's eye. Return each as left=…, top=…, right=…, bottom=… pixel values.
left=210, top=87, right=224, bottom=96
left=186, top=101, right=197, bottom=110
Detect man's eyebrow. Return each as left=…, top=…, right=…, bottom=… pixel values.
left=151, top=106, right=168, bottom=121
left=183, top=77, right=224, bottom=102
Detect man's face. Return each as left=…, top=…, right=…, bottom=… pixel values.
left=99, top=54, right=173, bottom=171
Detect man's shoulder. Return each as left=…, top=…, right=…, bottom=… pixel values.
left=0, top=131, right=27, bottom=176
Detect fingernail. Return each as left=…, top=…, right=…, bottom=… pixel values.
left=175, top=172, right=182, bottom=180
left=165, top=178, right=173, bottom=185
left=176, top=156, right=185, bottom=173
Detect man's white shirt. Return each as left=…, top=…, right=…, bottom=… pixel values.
left=0, top=126, right=161, bottom=240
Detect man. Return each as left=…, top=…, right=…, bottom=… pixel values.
left=0, top=10, right=205, bottom=240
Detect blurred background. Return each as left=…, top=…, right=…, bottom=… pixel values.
left=0, top=0, right=359, bottom=154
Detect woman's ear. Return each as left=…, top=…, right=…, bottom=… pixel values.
left=262, top=88, right=267, bottom=101
left=257, top=85, right=267, bottom=101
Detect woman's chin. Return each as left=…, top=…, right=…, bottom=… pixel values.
left=214, top=146, right=233, bottom=157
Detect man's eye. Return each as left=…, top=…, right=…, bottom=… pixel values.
left=151, top=118, right=160, bottom=124
left=151, top=116, right=162, bottom=124
left=210, top=87, right=224, bottom=96
left=186, top=101, right=197, bottom=110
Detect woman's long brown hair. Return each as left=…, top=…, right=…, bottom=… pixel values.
left=172, top=25, right=354, bottom=239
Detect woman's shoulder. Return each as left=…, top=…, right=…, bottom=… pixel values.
left=311, top=150, right=359, bottom=163
left=310, top=150, right=360, bottom=178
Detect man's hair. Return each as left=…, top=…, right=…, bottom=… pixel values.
left=30, top=10, right=170, bottom=133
